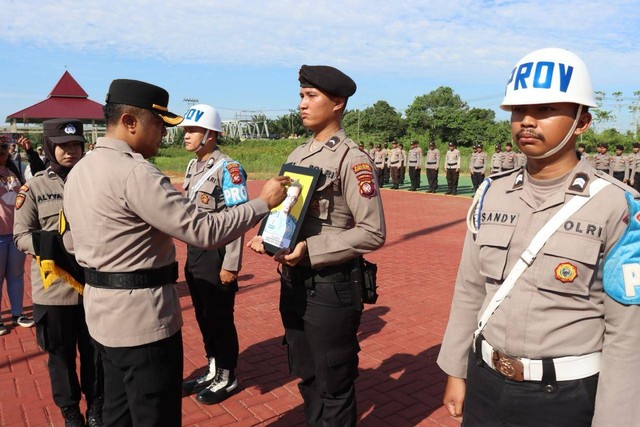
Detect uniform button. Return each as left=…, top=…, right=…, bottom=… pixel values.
left=543, top=384, right=556, bottom=394
left=309, top=290, right=317, bottom=297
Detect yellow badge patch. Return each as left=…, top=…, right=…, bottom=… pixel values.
left=555, top=262, right=578, bottom=283
left=200, top=194, right=209, bottom=205
left=19, top=184, right=29, bottom=193
left=15, top=194, right=25, bottom=210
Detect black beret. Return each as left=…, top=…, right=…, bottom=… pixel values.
left=615, top=144, right=624, bottom=150
left=43, top=119, right=87, bottom=144
left=105, top=79, right=183, bottom=127
left=633, top=142, right=640, bottom=149
left=506, top=142, right=513, bottom=147
left=448, top=142, right=455, bottom=146
left=299, top=65, right=356, bottom=98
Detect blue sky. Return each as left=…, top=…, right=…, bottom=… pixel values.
left=1, top=0, right=639, bottom=132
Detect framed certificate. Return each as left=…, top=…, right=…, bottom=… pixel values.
left=259, top=164, right=321, bottom=255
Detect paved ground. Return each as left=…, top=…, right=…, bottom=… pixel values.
left=0, top=178, right=472, bottom=426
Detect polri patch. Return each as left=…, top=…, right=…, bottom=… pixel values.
left=555, top=262, right=578, bottom=283
left=352, top=163, right=377, bottom=198
left=225, top=162, right=243, bottom=185
left=15, top=194, right=25, bottom=210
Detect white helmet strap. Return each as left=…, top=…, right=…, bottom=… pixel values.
left=527, top=105, right=583, bottom=160
left=194, top=129, right=210, bottom=153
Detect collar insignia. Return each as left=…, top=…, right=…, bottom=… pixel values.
left=568, top=173, right=589, bottom=193
left=513, top=171, right=524, bottom=189
left=325, top=136, right=340, bottom=148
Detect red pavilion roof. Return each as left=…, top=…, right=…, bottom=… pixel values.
left=6, top=71, right=104, bottom=123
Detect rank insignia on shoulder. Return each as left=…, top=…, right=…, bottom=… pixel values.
left=513, top=171, right=524, bottom=189
left=569, top=173, right=589, bottom=193
left=555, top=262, right=578, bottom=283
left=325, top=136, right=340, bottom=148
left=15, top=194, right=25, bottom=210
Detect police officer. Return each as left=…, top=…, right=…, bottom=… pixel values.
left=609, top=144, right=629, bottom=183
left=367, top=142, right=375, bottom=161
left=177, top=104, right=248, bottom=404
left=630, top=142, right=640, bottom=191
left=424, top=142, right=440, bottom=193
left=501, top=142, right=518, bottom=171
left=63, top=79, right=288, bottom=426
left=444, top=142, right=461, bottom=195
left=382, top=141, right=390, bottom=185
left=14, top=119, right=103, bottom=427
left=388, top=140, right=402, bottom=189
left=249, top=65, right=385, bottom=426
left=490, top=144, right=503, bottom=173
left=407, top=140, right=422, bottom=191
left=373, top=144, right=385, bottom=180
left=469, top=144, right=487, bottom=193
left=577, top=143, right=590, bottom=164
left=439, top=48, right=640, bottom=427
left=399, top=142, right=407, bottom=184
left=593, top=142, right=610, bottom=173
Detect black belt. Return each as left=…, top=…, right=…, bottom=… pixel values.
left=447, top=163, right=457, bottom=166
left=85, top=262, right=179, bottom=289
left=427, top=161, right=437, bottom=164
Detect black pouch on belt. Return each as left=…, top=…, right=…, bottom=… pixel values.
left=352, top=257, right=378, bottom=304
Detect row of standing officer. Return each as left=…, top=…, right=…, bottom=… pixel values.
left=586, top=142, right=640, bottom=191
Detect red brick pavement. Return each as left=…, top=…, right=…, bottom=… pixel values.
left=0, top=181, right=471, bottom=426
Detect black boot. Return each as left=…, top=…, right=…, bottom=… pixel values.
left=197, top=368, right=238, bottom=405
left=184, top=357, right=217, bottom=395
left=86, top=396, right=104, bottom=427
left=61, top=405, right=85, bottom=427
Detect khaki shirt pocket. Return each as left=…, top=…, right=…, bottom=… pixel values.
left=307, top=175, right=337, bottom=221
left=536, top=235, right=602, bottom=297
left=476, top=224, right=516, bottom=281
left=196, top=180, right=219, bottom=210
left=37, top=202, right=61, bottom=226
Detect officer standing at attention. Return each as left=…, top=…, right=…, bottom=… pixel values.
left=13, top=119, right=103, bottom=427
left=407, top=140, right=422, bottom=191
left=593, top=142, right=610, bottom=173
left=609, top=144, right=629, bottom=183
left=373, top=144, right=385, bottom=180
left=469, top=144, right=487, bottom=193
left=382, top=141, right=390, bottom=186
left=399, top=142, right=408, bottom=184
left=367, top=143, right=375, bottom=161
left=62, top=79, right=288, bottom=426
left=501, top=142, right=518, bottom=171
left=424, top=142, right=440, bottom=192
left=630, top=142, right=640, bottom=191
left=490, top=144, right=503, bottom=173
left=444, top=142, right=461, bottom=195
left=249, top=65, right=386, bottom=426
left=388, top=140, right=402, bottom=189
left=438, top=48, right=640, bottom=427
left=177, top=104, right=248, bottom=405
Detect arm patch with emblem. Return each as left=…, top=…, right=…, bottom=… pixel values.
left=603, top=192, right=640, bottom=304
left=222, top=160, right=249, bottom=207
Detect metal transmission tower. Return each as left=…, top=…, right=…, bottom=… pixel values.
left=222, top=111, right=270, bottom=139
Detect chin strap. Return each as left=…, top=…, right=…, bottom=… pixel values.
left=528, top=105, right=583, bottom=160
left=194, top=129, right=210, bottom=153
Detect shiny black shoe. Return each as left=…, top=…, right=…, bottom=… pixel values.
left=61, top=405, right=85, bottom=427
left=184, top=357, right=217, bottom=395
left=86, top=396, right=104, bottom=427
left=196, top=369, right=238, bottom=405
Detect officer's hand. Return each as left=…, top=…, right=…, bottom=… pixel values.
left=274, top=241, right=307, bottom=267
left=631, top=180, right=635, bottom=186
left=258, top=176, right=290, bottom=210
left=443, top=376, right=465, bottom=418
left=246, top=235, right=266, bottom=254
left=219, top=269, right=237, bottom=285
left=15, top=135, right=32, bottom=151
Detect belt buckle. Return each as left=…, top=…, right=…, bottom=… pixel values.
left=492, top=350, right=524, bottom=382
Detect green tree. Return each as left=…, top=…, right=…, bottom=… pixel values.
left=344, top=101, right=405, bottom=143
left=405, top=86, right=467, bottom=137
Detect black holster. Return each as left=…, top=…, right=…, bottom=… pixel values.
left=351, top=257, right=378, bottom=305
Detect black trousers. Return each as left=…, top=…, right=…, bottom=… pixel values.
left=185, top=245, right=239, bottom=370
left=613, top=171, right=625, bottom=182
left=390, top=166, right=401, bottom=188
left=426, top=169, right=438, bottom=191
left=634, top=172, right=640, bottom=192
left=279, top=263, right=362, bottom=427
left=463, top=351, right=597, bottom=427
left=446, top=168, right=459, bottom=193
left=95, top=332, right=183, bottom=427
left=34, top=304, right=102, bottom=409
left=471, top=172, right=485, bottom=192
left=408, top=166, right=420, bottom=189
left=382, top=165, right=390, bottom=184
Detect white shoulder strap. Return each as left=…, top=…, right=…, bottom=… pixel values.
left=182, top=158, right=197, bottom=191
left=473, top=178, right=610, bottom=345
left=188, top=158, right=226, bottom=202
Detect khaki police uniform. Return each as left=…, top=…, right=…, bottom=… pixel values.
left=408, top=146, right=422, bottom=191
left=491, top=151, right=503, bottom=173
left=280, top=129, right=385, bottom=425
left=444, top=147, right=461, bottom=194
left=400, top=148, right=408, bottom=183
left=388, top=146, right=403, bottom=189
left=63, top=137, right=269, bottom=426
left=373, top=149, right=385, bottom=181
left=609, top=154, right=629, bottom=182
left=593, top=152, right=610, bottom=173
left=182, top=149, right=245, bottom=374
left=438, top=161, right=640, bottom=426
left=470, top=151, right=488, bottom=192
left=501, top=150, right=518, bottom=171
left=14, top=168, right=102, bottom=412
left=630, top=151, right=640, bottom=192
left=424, top=147, right=440, bottom=192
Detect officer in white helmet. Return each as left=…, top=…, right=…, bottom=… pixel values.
left=179, top=104, right=247, bottom=404
left=438, top=48, right=640, bottom=426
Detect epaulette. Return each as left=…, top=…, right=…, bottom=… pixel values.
left=594, top=170, right=640, bottom=198
left=486, top=166, right=523, bottom=181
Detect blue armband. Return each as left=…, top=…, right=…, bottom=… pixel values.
left=221, top=160, right=249, bottom=207
left=603, top=191, right=640, bottom=304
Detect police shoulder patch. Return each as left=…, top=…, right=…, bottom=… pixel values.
left=19, top=184, right=29, bottom=193
left=15, top=194, right=25, bottom=210
left=352, top=162, right=376, bottom=198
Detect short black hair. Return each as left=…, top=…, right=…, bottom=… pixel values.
left=103, top=103, right=150, bottom=128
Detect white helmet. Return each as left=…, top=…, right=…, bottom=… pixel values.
left=500, top=48, right=597, bottom=111
left=178, top=104, right=222, bottom=132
